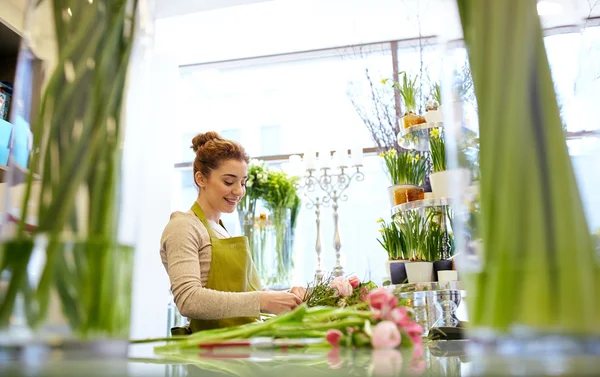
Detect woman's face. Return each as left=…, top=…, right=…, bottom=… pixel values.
left=196, top=159, right=248, bottom=214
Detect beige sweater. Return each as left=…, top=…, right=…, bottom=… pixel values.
left=160, top=211, right=261, bottom=320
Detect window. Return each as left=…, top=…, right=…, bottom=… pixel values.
left=173, top=28, right=600, bottom=285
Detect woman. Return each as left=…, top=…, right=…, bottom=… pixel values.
left=161, top=131, right=305, bottom=333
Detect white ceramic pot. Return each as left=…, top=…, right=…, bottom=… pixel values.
left=405, top=261, right=434, bottom=283
left=429, top=168, right=471, bottom=199
left=424, top=107, right=443, bottom=124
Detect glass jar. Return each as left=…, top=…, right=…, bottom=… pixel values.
left=0, top=0, right=149, bottom=355
left=443, top=0, right=599, bottom=354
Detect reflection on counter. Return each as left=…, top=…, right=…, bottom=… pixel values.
left=2, top=341, right=600, bottom=376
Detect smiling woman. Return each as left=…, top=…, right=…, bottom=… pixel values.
left=160, top=131, right=305, bottom=333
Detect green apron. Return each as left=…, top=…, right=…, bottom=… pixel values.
left=180, top=202, right=261, bottom=333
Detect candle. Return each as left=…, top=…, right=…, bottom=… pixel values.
left=303, top=150, right=317, bottom=170
left=351, top=146, right=363, bottom=166
left=319, top=149, right=331, bottom=169
left=334, top=147, right=349, bottom=168
left=288, top=154, right=302, bottom=176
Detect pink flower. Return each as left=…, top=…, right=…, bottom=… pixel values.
left=390, top=306, right=410, bottom=327
left=326, top=329, right=344, bottom=347
left=327, top=348, right=343, bottom=369
left=402, top=321, right=424, bottom=338
left=348, top=276, right=361, bottom=289
left=367, top=288, right=397, bottom=310
left=412, top=342, right=423, bottom=360
left=371, top=321, right=401, bottom=349
left=372, top=349, right=403, bottom=376
left=330, top=276, right=353, bottom=297
left=410, top=360, right=427, bottom=376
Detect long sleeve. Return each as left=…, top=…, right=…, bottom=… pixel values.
left=160, top=211, right=261, bottom=320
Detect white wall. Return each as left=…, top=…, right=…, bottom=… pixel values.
left=155, top=0, right=463, bottom=65
left=123, top=40, right=179, bottom=339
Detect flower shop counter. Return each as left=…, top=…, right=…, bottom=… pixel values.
left=2, top=341, right=599, bottom=377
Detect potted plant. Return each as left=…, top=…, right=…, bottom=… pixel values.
left=390, top=72, right=426, bottom=129
left=398, top=212, right=434, bottom=283
left=382, top=149, right=428, bottom=207
left=423, top=208, right=455, bottom=281
left=428, top=128, right=471, bottom=199
left=377, top=218, right=409, bottom=284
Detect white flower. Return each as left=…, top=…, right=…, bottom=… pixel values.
left=246, top=179, right=253, bottom=187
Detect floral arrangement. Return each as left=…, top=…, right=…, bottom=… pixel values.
left=237, top=159, right=269, bottom=217
left=381, top=149, right=429, bottom=186
left=429, top=128, right=446, bottom=173
left=153, top=287, right=423, bottom=353
left=303, top=275, right=378, bottom=308
left=236, top=159, right=301, bottom=288
left=324, top=288, right=424, bottom=351
left=377, top=218, right=408, bottom=260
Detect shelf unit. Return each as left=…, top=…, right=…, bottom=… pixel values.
left=0, top=19, right=20, bottom=182
left=397, top=121, right=444, bottom=151
left=391, top=198, right=452, bottom=216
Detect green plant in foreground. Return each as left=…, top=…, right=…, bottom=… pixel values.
left=0, top=0, right=138, bottom=337
left=458, top=0, right=600, bottom=334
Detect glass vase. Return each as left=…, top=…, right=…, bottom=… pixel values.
left=0, top=0, right=146, bottom=355
left=443, top=0, right=600, bottom=355
left=264, top=207, right=294, bottom=290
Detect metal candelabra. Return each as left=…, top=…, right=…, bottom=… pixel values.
left=296, top=165, right=364, bottom=278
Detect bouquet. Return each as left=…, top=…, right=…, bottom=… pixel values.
left=303, top=275, right=378, bottom=308
left=152, top=287, right=423, bottom=352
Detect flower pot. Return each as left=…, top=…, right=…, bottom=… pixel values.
left=387, top=185, right=424, bottom=207
left=388, top=260, right=409, bottom=285
left=433, top=259, right=454, bottom=281
left=405, top=262, right=434, bottom=283
left=429, top=168, right=471, bottom=199
left=424, top=107, right=444, bottom=124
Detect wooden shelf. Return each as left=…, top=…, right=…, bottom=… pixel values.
left=0, top=19, right=20, bottom=83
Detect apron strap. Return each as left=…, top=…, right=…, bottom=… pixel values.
left=191, top=202, right=219, bottom=239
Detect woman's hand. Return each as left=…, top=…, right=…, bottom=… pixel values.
left=259, top=291, right=302, bottom=314
left=289, top=286, right=307, bottom=301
